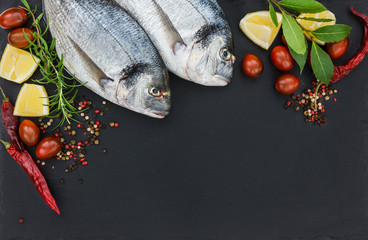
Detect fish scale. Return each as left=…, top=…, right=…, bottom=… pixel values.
left=44, top=0, right=171, bottom=118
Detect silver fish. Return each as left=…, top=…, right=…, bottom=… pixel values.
left=116, top=0, right=236, bottom=87
left=43, top=0, right=171, bottom=118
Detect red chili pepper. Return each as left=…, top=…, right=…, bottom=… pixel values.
left=0, top=86, right=60, bottom=215
left=0, top=86, right=23, bottom=151
left=0, top=139, right=60, bottom=215
left=331, top=7, right=368, bottom=83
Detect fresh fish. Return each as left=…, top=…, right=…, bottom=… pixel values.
left=43, top=0, right=171, bottom=118
left=116, top=0, right=236, bottom=87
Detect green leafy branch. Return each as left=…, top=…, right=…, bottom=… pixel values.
left=267, top=0, right=352, bottom=86
left=19, top=0, right=86, bottom=129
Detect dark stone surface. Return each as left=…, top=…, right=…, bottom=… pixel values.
left=1, top=0, right=368, bottom=239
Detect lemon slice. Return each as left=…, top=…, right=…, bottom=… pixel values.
left=14, top=83, right=49, bottom=117
left=297, top=11, right=336, bottom=45
left=240, top=11, right=283, bottom=50
left=0, top=44, right=40, bottom=84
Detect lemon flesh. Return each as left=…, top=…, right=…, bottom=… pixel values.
left=240, top=11, right=283, bottom=50
left=297, top=11, right=336, bottom=45
left=14, top=83, right=49, bottom=117
left=0, top=44, right=40, bottom=84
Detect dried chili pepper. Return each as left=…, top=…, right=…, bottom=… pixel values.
left=0, top=86, right=23, bottom=151
left=331, top=6, right=368, bottom=83
left=0, top=139, right=60, bottom=214
left=0, top=86, right=60, bottom=214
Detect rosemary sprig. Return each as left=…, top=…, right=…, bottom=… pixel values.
left=19, top=0, right=86, bottom=129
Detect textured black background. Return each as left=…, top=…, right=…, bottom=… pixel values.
left=1, top=0, right=368, bottom=239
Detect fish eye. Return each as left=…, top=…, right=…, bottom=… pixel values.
left=220, top=48, right=232, bottom=61
left=149, top=87, right=162, bottom=97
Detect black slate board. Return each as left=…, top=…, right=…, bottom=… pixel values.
left=1, top=0, right=368, bottom=239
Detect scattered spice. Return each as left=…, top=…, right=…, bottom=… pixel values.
left=284, top=80, right=337, bottom=126
left=39, top=98, right=111, bottom=173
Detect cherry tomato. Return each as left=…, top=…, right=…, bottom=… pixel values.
left=0, top=8, right=27, bottom=30
left=281, top=34, right=287, bottom=46
left=8, top=28, right=35, bottom=48
left=242, top=53, right=264, bottom=78
left=19, top=120, right=40, bottom=146
left=271, top=45, right=295, bottom=72
left=36, top=136, right=62, bottom=159
left=275, top=73, right=300, bottom=95
left=326, top=37, right=349, bottom=60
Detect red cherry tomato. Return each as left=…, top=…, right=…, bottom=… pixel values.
left=271, top=45, right=295, bottom=72
left=36, top=136, right=62, bottom=159
left=0, top=8, right=27, bottom=30
left=281, top=34, right=287, bottom=46
left=19, top=120, right=40, bottom=146
left=275, top=73, right=300, bottom=95
left=242, top=53, right=264, bottom=78
left=8, top=28, right=35, bottom=48
left=326, top=37, right=349, bottom=60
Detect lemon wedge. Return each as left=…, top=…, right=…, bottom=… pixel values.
left=240, top=11, right=283, bottom=50
left=0, top=44, right=40, bottom=84
left=297, top=11, right=336, bottom=45
left=14, top=83, right=49, bottom=117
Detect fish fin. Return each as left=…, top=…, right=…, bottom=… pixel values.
left=67, top=37, right=114, bottom=88
left=151, top=0, right=186, bottom=54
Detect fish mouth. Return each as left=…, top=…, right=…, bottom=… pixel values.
left=208, top=75, right=231, bottom=86
left=144, top=109, right=170, bottom=119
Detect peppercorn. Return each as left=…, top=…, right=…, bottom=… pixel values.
left=284, top=80, right=337, bottom=126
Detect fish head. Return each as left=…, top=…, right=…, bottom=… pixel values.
left=186, top=28, right=235, bottom=86
left=114, top=64, right=171, bottom=118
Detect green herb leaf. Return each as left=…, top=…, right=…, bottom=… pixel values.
left=297, top=17, right=334, bottom=22
left=279, top=0, right=326, bottom=13
left=20, top=0, right=31, bottom=10
left=288, top=39, right=308, bottom=74
left=310, top=42, right=334, bottom=85
left=269, top=2, right=278, bottom=27
left=312, top=24, right=352, bottom=43
left=282, top=12, right=307, bottom=55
